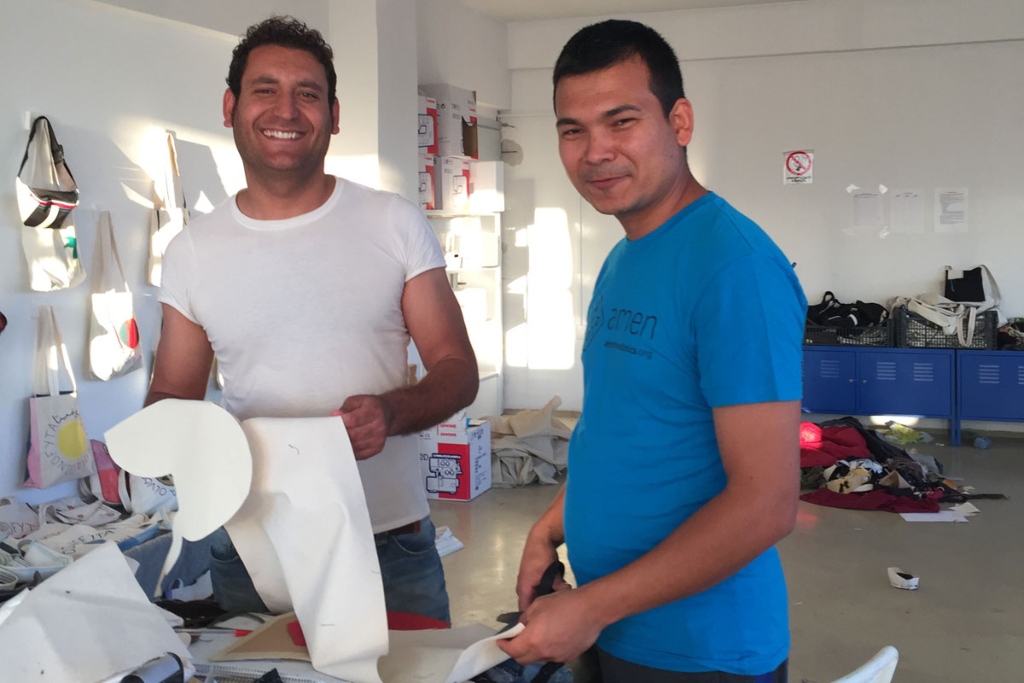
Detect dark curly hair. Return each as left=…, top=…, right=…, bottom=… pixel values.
left=227, top=16, right=337, bottom=106
left=553, top=20, right=684, bottom=118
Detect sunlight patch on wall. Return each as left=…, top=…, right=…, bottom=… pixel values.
left=506, top=323, right=528, bottom=368
left=527, top=289, right=575, bottom=370
left=516, top=207, right=575, bottom=371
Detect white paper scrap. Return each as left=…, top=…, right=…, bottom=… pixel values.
left=949, top=502, right=980, bottom=516
left=900, top=511, right=969, bottom=523
left=435, top=525, right=464, bottom=557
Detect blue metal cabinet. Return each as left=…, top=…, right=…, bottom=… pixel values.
left=803, top=347, right=957, bottom=442
left=803, top=347, right=857, bottom=413
left=958, top=351, right=1024, bottom=422
left=857, top=349, right=953, bottom=418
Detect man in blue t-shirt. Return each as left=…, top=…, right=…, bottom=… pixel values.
left=498, top=20, right=807, bottom=683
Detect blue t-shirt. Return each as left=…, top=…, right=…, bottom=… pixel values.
left=564, top=193, right=807, bottom=675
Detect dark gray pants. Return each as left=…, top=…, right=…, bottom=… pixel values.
left=596, top=649, right=787, bottom=683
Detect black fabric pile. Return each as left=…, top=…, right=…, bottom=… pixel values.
left=806, top=292, right=888, bottom=328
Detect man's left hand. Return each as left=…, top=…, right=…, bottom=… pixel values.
left=497, top=587, right=605, bottom=665
left=336, top=394, right=392, bottom=459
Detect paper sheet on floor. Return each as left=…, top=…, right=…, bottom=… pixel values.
left=900, top=511, right=969, bottom=522
left=949, top=502, right=980, bottom=517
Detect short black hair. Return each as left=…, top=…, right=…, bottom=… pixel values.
left=227, top=16, right=337, bottom=106
left=553, top=19, right=685, bottom=117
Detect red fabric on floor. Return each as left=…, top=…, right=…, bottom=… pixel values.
left=800, top=487, right=940, bottom=513
left=800, top=422, right=872, bottom=468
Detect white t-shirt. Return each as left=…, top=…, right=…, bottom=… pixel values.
left=159, top=177, right=445, bottom=532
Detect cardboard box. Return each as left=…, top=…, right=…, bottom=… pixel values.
left=417, top=95, right=438, bottom=154
left=419, top=84, right=478, bottom=159
left=419, top=417, right=491, bottom=501
left=418, top=152, right=436, bottom=211
left=439, top=156, right=471, bottom=213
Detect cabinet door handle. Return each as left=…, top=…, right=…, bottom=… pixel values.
left=862, top=379, right=868, bottom=384
left=848, top=379, right=855, bottom=383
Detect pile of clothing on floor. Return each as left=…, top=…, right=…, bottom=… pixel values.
left=798, top=417, right=1004, bottom=513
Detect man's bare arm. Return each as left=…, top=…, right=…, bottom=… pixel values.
left=500, top=400, right=801, bottom=664
left=339, top=267, right=478, bottom=459
left=145, top=305, right=215, bottom=406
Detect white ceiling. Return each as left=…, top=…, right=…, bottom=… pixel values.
left=460, top=0, right=800, bottom=23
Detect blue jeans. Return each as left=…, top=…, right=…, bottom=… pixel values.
left=208, top=515, right=450, bottom=623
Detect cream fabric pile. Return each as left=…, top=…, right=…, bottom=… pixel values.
left=485, top=396, right=573, bottom=486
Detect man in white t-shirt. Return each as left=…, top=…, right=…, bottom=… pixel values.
left=146, top=16, right=478, bottom=622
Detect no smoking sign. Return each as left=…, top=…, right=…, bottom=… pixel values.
left=784, top=150, right=813, bottom=185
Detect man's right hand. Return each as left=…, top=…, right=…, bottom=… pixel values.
left=516, top=529, right=571, bottom=611
left=335, top=394, right=393, bottom=460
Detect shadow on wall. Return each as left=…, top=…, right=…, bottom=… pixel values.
left=502, top=177, right=533, bottom=368
left=175, top=137, right=231, bottom=213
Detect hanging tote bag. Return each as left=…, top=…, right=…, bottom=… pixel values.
left=25, top=307, right=97, bottom=489
left=147, top=132, right=190, bottom=287
left=16, top=116, right=79, bottom=230
left=17, top=117, right=86, bottom=292
left=88, top=212, right=143, bottom=380
left=944, top=265, right=1000, bottom=313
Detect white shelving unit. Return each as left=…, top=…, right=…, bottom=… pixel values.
left=426, top=211, right=503, bottom=418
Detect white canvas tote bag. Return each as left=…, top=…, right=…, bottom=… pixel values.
left=88, top=211, right=143, bottom=380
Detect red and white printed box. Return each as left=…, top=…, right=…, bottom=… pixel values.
left=418, top=152, right=436, bottom=211
left=439, top=156, right=471, bottom=213
left=419, top=83, right=478, bottom=159
left=419, top=416, right=491, bottom=501
left=418, top=95, right=438, bottom=154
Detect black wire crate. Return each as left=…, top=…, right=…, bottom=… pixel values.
left=804, top=321, right=893, bottom=347
left=894, top=306, right=997, bottom=350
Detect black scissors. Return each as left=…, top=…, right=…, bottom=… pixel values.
left=496, top=560, right=566, bottom=683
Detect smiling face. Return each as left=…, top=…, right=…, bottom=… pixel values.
left=223, top=44, right=340, bottom=183
left=555, top=56, right=696, bottom=239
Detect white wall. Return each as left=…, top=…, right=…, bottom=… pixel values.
left=95, top=0, right=330, bottom=37
left=500, top=0, right=1024, bottom=415
left=417, top=0, right=510, bottom=110
left=0, top=0, right=432, bottom=500
left=377, top=0, right=420, bottom=200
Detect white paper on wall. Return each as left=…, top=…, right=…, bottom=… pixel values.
left=890, top=188, right=925, bottom=234
left=935, top=187, right=969, bottom=233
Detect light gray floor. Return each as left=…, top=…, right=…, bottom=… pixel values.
left=430, top=434, right=1024, bottom=683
